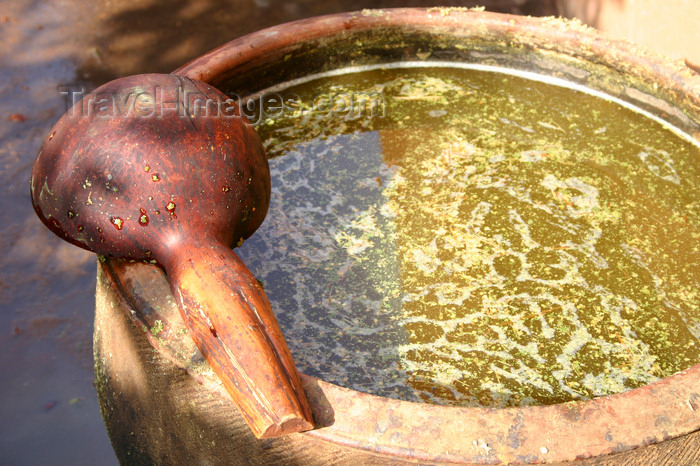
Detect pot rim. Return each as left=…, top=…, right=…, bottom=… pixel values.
left=107, top=8, right=700, bottom=464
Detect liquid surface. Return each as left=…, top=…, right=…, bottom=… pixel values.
left=237, top=66, right=700, bottom=407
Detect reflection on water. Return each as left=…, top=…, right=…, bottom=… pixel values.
left=240, top=65, right=700, bottom=407
left=239, top=132, right=417, bottom=399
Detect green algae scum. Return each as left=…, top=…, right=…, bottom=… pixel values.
left=236, top=64, right=700, bottom=408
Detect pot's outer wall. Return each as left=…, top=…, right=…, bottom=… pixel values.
left=97, top=9, right=700, bottom=465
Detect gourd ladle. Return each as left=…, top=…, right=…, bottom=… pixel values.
left=30, top=73, right=314, bottom=438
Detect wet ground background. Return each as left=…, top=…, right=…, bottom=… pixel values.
left=0, top=0, right=697, bottom=464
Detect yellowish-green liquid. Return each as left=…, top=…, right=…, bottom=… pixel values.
left=237, top=65, right=700, bottom=407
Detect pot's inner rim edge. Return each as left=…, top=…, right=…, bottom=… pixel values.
left=242, top=60, right=700, bottom=148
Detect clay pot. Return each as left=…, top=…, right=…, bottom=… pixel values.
left=95, top=9, right=700, bottom=464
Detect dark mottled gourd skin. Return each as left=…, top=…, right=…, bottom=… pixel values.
left=30, top=73, right=269, bottom=261
left=30, top=74, right=313, bottom=439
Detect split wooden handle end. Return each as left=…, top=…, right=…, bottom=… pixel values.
left=167, top=241, right=314, bottom=438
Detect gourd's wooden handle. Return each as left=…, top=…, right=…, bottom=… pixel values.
left=166, top=240, right=314, bottom=438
